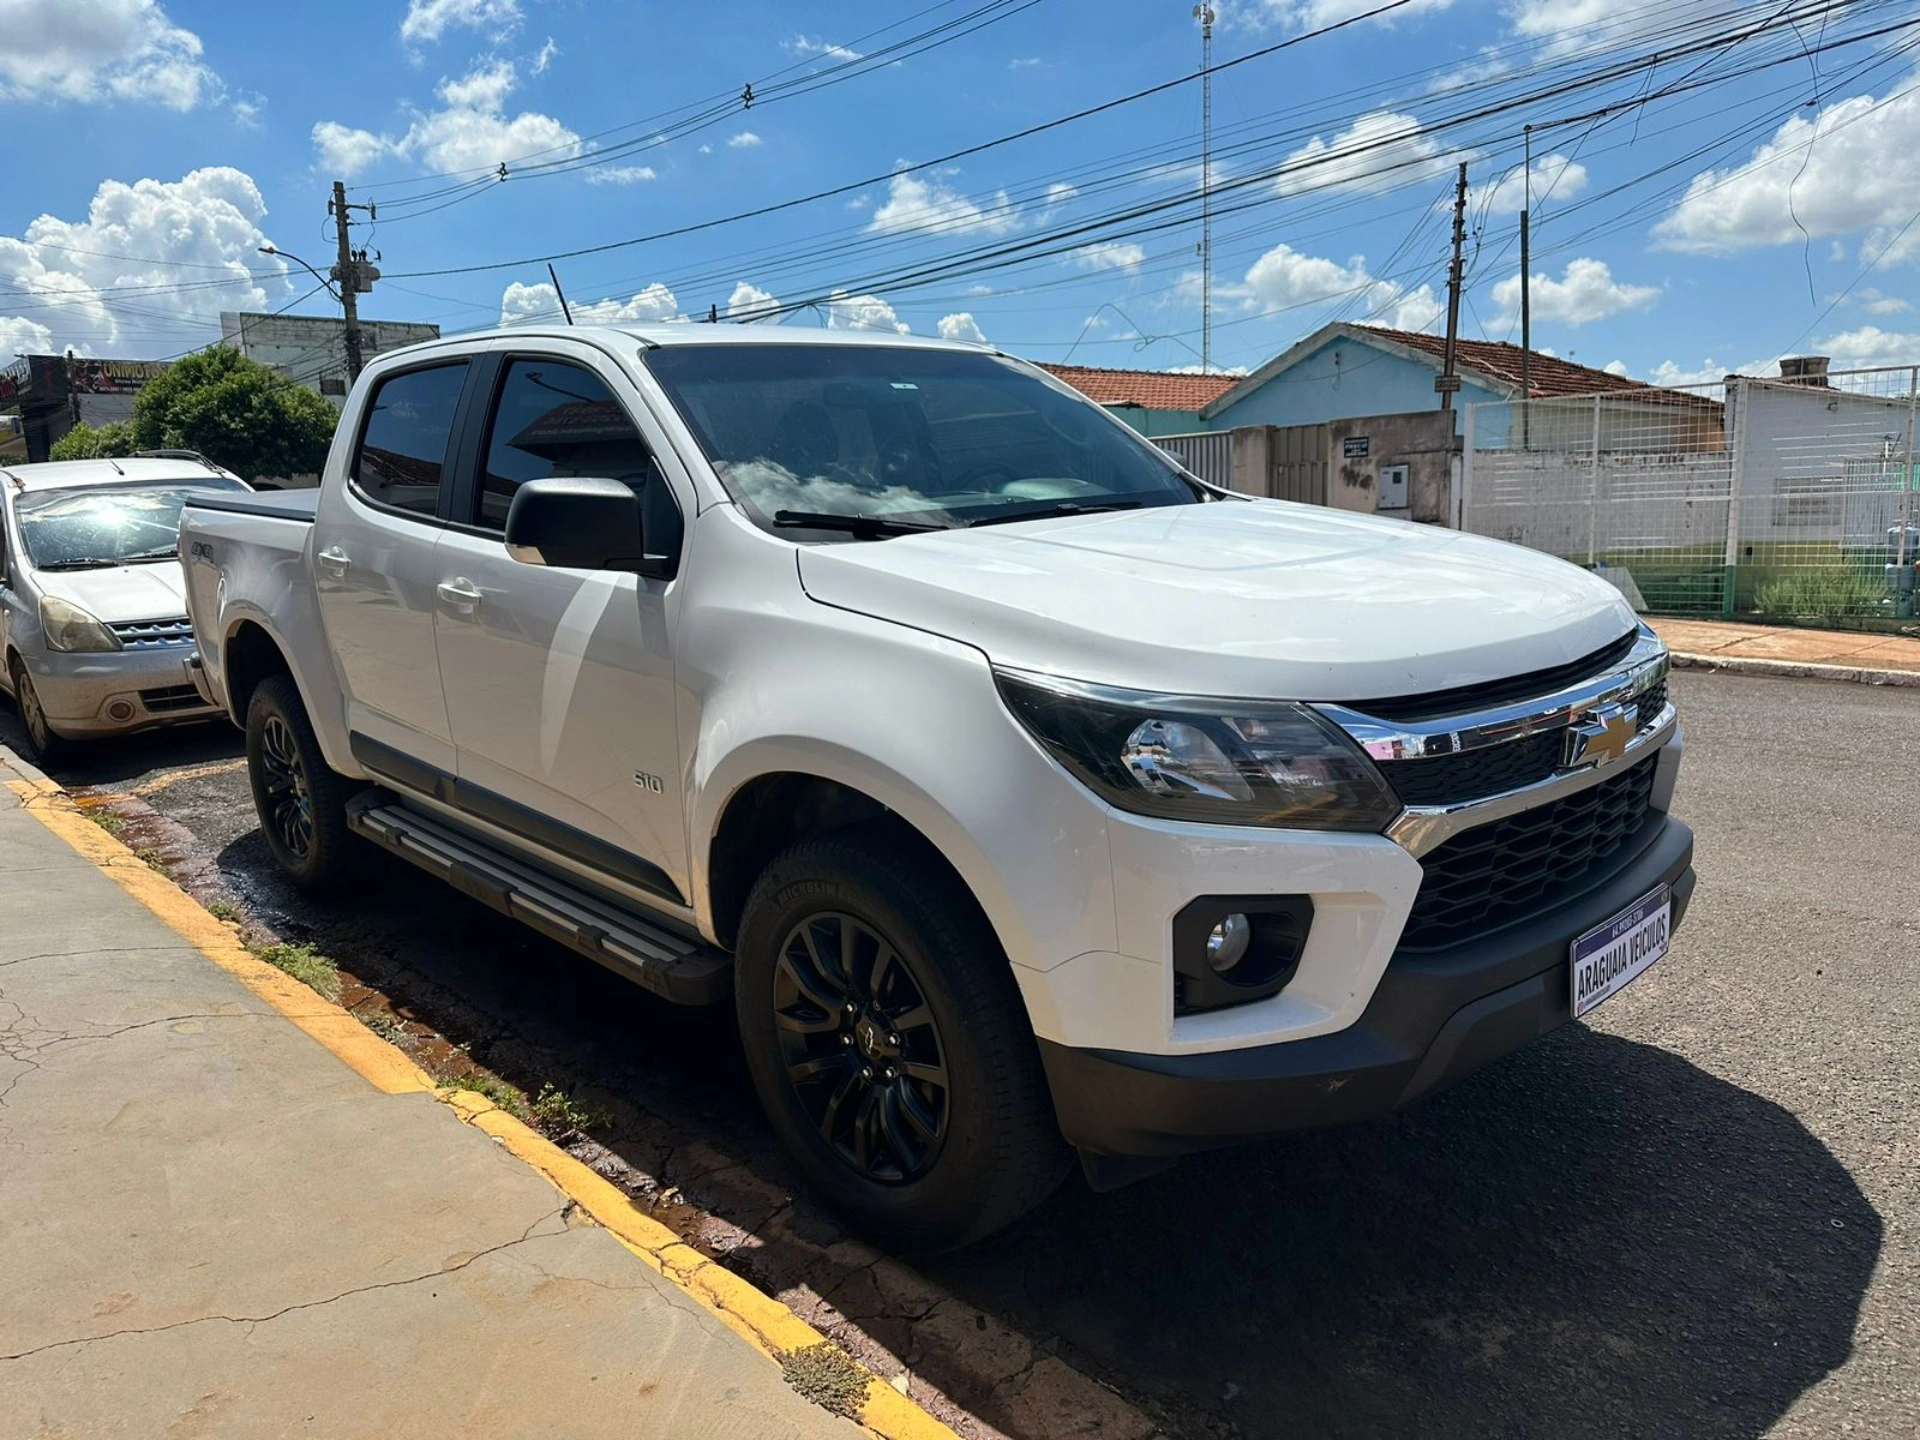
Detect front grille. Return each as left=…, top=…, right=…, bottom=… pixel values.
left=1352, top=630, right=1640, bottom=724
left=1380, top=731, right=1563, bottom=807
left=139, top=683, right=206, bottom=713
left=1398, top=755, right=1661, bottom=952
left=1637, top=677, right=1668, bottom=730
left=110, top=617, right=194, bottom=649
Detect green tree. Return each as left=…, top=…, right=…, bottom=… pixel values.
left=48, top=420, right=138, bottom=462
left=132, top=347, right=338, bottom=481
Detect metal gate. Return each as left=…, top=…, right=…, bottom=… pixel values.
left=1153, top=431, right=1230, bottom=488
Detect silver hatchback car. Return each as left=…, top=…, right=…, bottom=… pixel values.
left=1, top=454, right=251, bottom=762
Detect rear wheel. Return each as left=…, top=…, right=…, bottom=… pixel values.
left=245, top=674, right=362, bottom=891
left=8, top=658, right=64, bottom=766
left=736, top=829, right=1070, bottom=1250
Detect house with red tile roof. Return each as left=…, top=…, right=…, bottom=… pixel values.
left=1034, top=363, right=1242, bottom=435
left=1195, top=322, right=1690, bottom=435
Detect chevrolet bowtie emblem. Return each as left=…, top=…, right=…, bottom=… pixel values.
left=1565, top=702, right=1638, bottom=770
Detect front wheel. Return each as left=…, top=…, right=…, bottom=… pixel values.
left=735, top=829, right=1070, bottom=1251
left=8, top=657, right=65, bottom=766
left=245, top=674, right=362, bottom=891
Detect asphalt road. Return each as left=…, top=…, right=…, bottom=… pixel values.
left=4, top=670, right=1914, bottom=1438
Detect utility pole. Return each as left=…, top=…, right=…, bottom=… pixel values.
left=330, top=180, right=379, bottom=382
left=1194, top=4, right=1215, bottom=374
left=1519, top=126, right=1533, bottom=404
left=1437, top=161, right=1468, bottom=412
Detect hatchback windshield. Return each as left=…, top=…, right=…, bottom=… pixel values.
left=642, top=344, right=1201, bottom=533
left=15, top=479, right=247, bottom=570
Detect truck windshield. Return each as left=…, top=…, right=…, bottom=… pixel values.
left=642, top=344, right=1201, bottom=532
left=15, top=479, right=247, bottom=569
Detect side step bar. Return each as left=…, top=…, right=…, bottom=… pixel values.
left=346, top=794, right=731, bottom=1006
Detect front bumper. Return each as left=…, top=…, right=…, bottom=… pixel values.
left=25, top=645, right=223, bottom=738
left=1040, top=812, right=1695, bottom=1158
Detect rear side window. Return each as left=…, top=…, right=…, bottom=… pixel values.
left=351, top=362, right=468, bottom=518
left=477, top=359, right=654, bottom=530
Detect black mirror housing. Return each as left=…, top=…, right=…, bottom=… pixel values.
left=504, top=476, right=678, bottom=576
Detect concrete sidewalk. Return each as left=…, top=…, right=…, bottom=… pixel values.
left=0, top=756, right=866, bottom=1439
left=1647, top=617, right=1920, bottom=683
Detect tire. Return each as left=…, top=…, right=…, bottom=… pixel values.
left=8, top=657, right=65, bottom=766
left=245, top=673, right=362, bottom=891
left=735, top=828, right=1071, bottom=1251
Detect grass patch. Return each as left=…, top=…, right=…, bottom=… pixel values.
left=528, top=1082, right=604, bottom=1140
left=358, top=1010, right=411, bottom=1046
left=205, top=899, right=240, bottom=923
left=440, top=1072, right=528, bottom=1119
left=253, top=941, right=341, bottom=1003
left=85, top=809, right=126, bottom=837
left=780, top=1342, right=868, bottom=1417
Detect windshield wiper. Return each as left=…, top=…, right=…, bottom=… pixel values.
left=772, top=510, right=950, bottom=539
left=961, top=500, right=1146, bottom=529
left=35, top=557, right=130, bottom=571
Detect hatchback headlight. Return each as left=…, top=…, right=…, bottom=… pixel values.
left=40, top=596, right=121, bottom=653
left=995, top=668, right=1399, bottom=831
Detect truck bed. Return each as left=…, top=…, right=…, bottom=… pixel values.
left=185, top=489, right=319, bottom=521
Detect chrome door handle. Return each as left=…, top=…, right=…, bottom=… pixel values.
left=437, top=578, right=484, bottom=613
left=315, top=546, right=350, bottom=577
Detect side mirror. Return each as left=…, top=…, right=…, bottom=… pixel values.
left=504, top=476, right=680, bottom=578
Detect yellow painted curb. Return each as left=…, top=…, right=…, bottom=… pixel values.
left=3, top=770, right=958, bottom=1440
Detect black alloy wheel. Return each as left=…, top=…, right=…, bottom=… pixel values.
left=258, top=713, right=314, bottom=860
left=772, top=911, right=950, bottom=1184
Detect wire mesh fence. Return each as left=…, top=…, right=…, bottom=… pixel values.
left=1464, top=367, right=1920, bottom=625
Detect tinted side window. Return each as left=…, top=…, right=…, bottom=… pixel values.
left=351, top=362, right=468, bottom=518
left=478, top=359, right=654, bottom=530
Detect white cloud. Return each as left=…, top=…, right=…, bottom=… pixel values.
left=868, top=170, right=1017, bottom=237
left=1813, top=325, right=1920, bottom=370
left=1038, top=182, right=1078, bottom=221
left=499, top=280, right=682, bottom=327
left=727, top=282, right=781, bottom=322
left=0, top=0, right=218, bottom=109
left=532, top=37, right=558, bottom=75
left=313, top=59, right=581, bottom=178
left=1165, top=363, right=1250, bottom=376
left=1507, top=0, right=1718, bottom=57
left=1654, top=83, right=1920, bottom=257
left=400, top=0, right=521, bottom=45
left=0, top=167, right=286, bottom=357
left=585, top=165, right=655, bottom=185
left=1009, top=56, right=1042, bottom=69
left=313, top=120, right=399, bottom=175
left=1468, top=153, right=1587, bottom=214
left=728, top=130, right=762, bottom=149
left=826, top=292, right=909, bottom=334
left=1240, top=0, right=1453, bottom=28
left=783, top=35, right=862, bottom=62
left=1277, top=111, right=1451, bottom=197
left=0, top=316, right=55, bottom=353
left=1226, top=242, right=1445, bottom=332
left=1859, top=289, right=1911, bottom=316
left=1603, top=359, right=1630, bottom=377
left=1073, top=241, right=1146, bottom=273
left=1650, top=357, right=1732, bottom=388
left=1490, top=258, right=1660, bottom=327
left=937, top=312, right=988, bottom=344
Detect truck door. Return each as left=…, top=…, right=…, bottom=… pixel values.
left=432, top=349, right=689, bottom=909
left=314, top=359, right=469, bottom=777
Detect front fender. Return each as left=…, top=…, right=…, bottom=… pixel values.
left=684, top=616, right=1119, bottom=978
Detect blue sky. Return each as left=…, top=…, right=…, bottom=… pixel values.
left=7, top=0, right=1920, bottom=385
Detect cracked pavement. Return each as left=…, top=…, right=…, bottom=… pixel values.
left=0, top=777, right=864, bottom=1440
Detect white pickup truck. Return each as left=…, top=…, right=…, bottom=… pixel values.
left=180, top=326, right=1693, bottom=1247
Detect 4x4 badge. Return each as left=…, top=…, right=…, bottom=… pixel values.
left=1565, top=702, right=1637, bottom=770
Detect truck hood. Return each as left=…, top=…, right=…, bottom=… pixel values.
left=32, top=560, right=188, bottom=623
left=795, top=500, right=1639, bottom=701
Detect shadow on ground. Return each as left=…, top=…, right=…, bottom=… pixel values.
left=184, top=824, right=1880, bottom=1440
left=932, top=1025, right=1881, bottom=1439
left=0, top=709, right=238, bottom=788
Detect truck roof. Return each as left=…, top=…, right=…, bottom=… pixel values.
left=375, top=323, right=993, bottom=365
left=1, top=455, right=245, bottom=494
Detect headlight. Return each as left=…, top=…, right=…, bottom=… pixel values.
left=995, top=668, right=1399, bottom=831
left=40, top=596, right=121, bottom=653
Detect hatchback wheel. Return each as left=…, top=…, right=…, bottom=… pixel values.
left=8, top=658, right=64, bottom=765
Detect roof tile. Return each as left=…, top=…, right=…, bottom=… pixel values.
left=1355, top=324, right=1648, bottom=398
left=1036, top=363, right=1241, bottom=411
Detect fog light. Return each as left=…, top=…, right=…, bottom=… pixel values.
left=107, top=701, right=136, bottom=722
left=1206, top=913, right=1251, bottom=973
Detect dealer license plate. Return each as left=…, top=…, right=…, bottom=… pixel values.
left=1570, top=885, right=1671, bottom=1020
